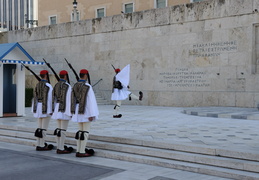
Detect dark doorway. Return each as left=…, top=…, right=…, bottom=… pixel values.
left=3, top=64, right=17, bottom=116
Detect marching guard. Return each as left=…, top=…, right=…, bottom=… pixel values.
left=33, top=70, right=54, bottom=151
left=111, top=64, right=143, bottom=118
left=71, top=69, right=99, bottom=157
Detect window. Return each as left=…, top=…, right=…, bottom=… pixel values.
left=96, top=8, right=105, bottom=18
left=124, top=3, right=134, bottom=13
left=155, top=0, right=167, bottom=8
left=49, top=16, right=57, bottom=25
left=71, top=11, right=80, bottom=21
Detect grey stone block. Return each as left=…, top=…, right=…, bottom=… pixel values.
left=155, top=7, right=170, bottom=26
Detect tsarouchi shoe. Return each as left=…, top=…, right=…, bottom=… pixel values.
left=56, top=149, right=72, bottom=154
left=64, top=146, right=74, bottom=153
left=36, top=146, right=52, bottom=151
left=113, top=114, right=122, bottom=118
left=75, top=152, right=91, bottom=157
left=85, top=148, right=95, bottom=156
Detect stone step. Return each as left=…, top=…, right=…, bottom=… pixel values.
left=1, top=125, right=259, bottom=162
left=95, top=93, right=110, bottom=105
left=1, top=127, right=259, bottom=174
left=95, top=149, right=259, bottom=180
left=0, top=134, right=259, bottom=180
left=89, top=134, right=259, bottom=162
left=87, top=140, right=259, bottom=173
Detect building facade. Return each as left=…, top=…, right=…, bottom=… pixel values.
left=38, top=0, right=204, bottom=26
left=1, top=0, right=256, bottom=108
left=0, top=0, right=38, bottom=32
left=0, top=0, right=204, bottom=31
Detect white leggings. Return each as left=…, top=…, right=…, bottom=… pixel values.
left=36, top=117, right=50, bottom=147
left=76, top=122, right=91, bottom=153
left=114, top=93, right=139, bottom=115
left=56, top=119, right=69, bottom=150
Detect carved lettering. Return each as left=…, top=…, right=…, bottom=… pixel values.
left=189, top=40, right=237, bottom=57
left=159, top=68, right=210, bottom=88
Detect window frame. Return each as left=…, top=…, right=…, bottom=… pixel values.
left=154, top=0, right=168, bottom=8
left=190, top=0, right=203, bottom=2
left=123, top=2, right=134, bottom=14
left=96, top=7, right=106, bottom=18
left=49, top=15, right=57, bottom=25
left=71, top=11, right=80, bottom=21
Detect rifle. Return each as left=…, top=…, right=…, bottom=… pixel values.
left=111, top=64, right=116, bottom=71
left=92, top=78, right=103, bottom=87
left=21, top=63, right=41, bottom=81
left=64, top=58, right=79, bottom=81
left=43, top=58, right=60, bottom=82
left=87, top=73, right=91, bottom=85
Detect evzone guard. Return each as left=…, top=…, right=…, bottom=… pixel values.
left=71, top=69, right=99, bottom=157
left=33, top=70, right=54, bottom=151
left=52, top=70, right=73, bottom=154
left=111, top=64, right=143, bottom=118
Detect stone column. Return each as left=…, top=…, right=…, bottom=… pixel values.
left=16, top=64, right=25, bottom=116
left=6, top=0, right=9, bottom=30
left=0, top=0, right=3, bottom=31
left=12, top=0, right=15, bottom=30
left=17, top=0, right=21, bottom=29
left=33, top=0, right=38, bottom=27
left=0, top=64, right=3, bottom=117
left=24, top=0, right=28, bottom=28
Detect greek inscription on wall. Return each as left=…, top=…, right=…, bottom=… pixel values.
left=189, top=40, right=238, bottom=57
left=159, top=68, right=210, bottom=88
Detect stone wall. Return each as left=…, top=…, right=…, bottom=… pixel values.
left=2, top=0, right=259, bottom=107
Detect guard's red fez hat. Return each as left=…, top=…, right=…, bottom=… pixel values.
left=59, top=70, right=68, bottom=75
left=115, top=68, right=120, bottom=73
left=80, top=69, right=88, bottom=74
left=40, top=70, right=48, bottom=75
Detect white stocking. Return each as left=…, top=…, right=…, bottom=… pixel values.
left=59, top=120, right=69, bottom=150
left=40, top=117, right=50, bottom=147
left=36, top=118, right=43, bottom=146
left=114, top=100, right=122, bottom=115
left=129, top=93, right=139, bottom=100
left=76, top=131, right=81, bottom=153
left=78, top=122, right=91, bottom=153
left=79, top=132, right=89, bottom=153
left=56, top=120, right=61, bottom=149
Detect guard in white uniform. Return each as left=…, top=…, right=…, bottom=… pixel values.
left=111, top=65, right=143, bottom=118
left=71, top=69, right=99, bottom=157
left=52, top=70, right=73, bottom=154
left=33, top=70, right=54, bottom=151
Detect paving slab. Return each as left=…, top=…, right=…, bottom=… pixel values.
left=2, top=105, right=259, bottom=179
left=0, top=142, right=230, bottom=180
left=0, top=148, right=122, bottom=180
left=1, top=105, right=259, bottom=152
